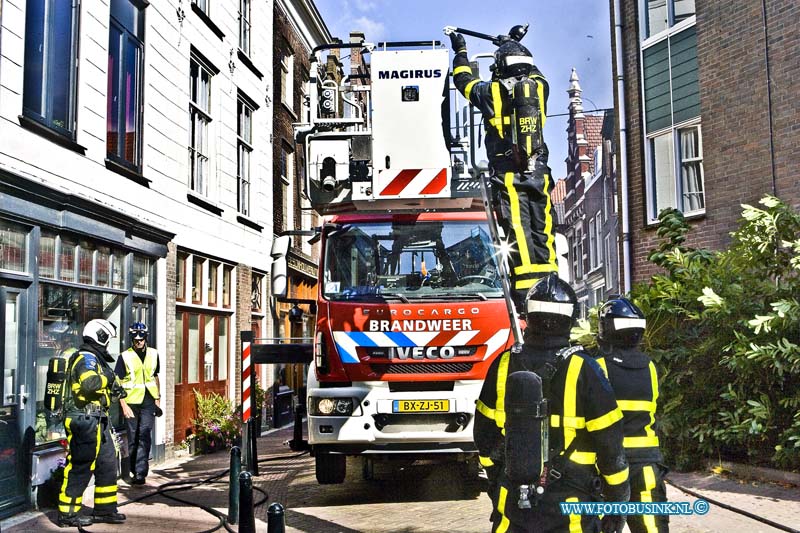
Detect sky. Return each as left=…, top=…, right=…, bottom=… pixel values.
left=313, top=0, right=614, bottom=180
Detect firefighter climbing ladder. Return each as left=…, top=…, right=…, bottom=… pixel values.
left=478, top=172, right=524, bottom=351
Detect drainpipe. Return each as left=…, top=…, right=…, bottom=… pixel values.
left=613, top=0, right=632, bottom=294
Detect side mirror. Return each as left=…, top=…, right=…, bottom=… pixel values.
left=271, top=258, right=288, bottom=298
left=271, top=235, right=291, bottom=259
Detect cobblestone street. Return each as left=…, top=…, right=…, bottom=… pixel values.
left=4, top=426, right=798, bottom=533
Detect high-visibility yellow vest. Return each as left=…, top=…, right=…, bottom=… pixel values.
left=120, top=347, right=160, bottom=404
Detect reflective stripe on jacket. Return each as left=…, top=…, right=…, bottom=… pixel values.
left=475, top=345, right=629, bottom=487
left=70, top=351, right=113, bottom=409
left=597, top=349, right=664, bottom=463
left=120, top=347, right=160, bottom=404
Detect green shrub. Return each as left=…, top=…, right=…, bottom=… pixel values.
left=631, top=196, right=800, bottom=470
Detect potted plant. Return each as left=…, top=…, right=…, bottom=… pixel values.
left=191, top=389, right=242, bottom=453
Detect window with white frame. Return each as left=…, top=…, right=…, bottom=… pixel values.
left=23, top=0, right=81, bottom=137
left=237, top=95, right=254, bottom=215
left=642, top=12, right=703, bottom=221
left=192, top=0, right=209, bottom=16
left=107, top=0, right=145, bottom=170
left=588, top=217, right=597, bottom=270
left=571, top=227, right=584, bottom=281
left=595, top=212, right=603, bottom=267
left=280, top=51, right=294, bottom=109
left=592, top=146, right=603, bottom=179
left=645, top=0, right=695, bottom=39
left=239, top=0, right=251, bottom=55
left=604, top=234, right=613, bottom=287
left=281, top=146, right=294, bottom=232
left=300, top=177, right=313, bottom=256
left=189, top=54, right=215, bottom=196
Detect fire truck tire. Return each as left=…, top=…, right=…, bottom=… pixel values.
left=362, top=457, right=375, bottom=481
left=461, top=458, right=482, bottom=499
left=316, top=453, right=346, bottom=484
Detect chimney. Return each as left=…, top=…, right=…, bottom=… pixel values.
left=350, top=31, right=365, bottom=78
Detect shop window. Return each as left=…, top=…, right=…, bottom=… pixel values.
left=59, top=238, right=76, bottom=282
left=191, top=257, right=204, bottom=303
left=112, top=250, right=127, bottom=289
left=39, top=232, right=56, bottom=278
left=208, top=261, right=219, bottom=306
left=96, top=246, right=111, bottom=287
left=35, top=285, right=124, bottom=444
left=177, top=252, right=188, bottom=302
left=0, top=220, right=28, bottom=273
left=188, top=313, right=199, bottom=382
left=22, top=0, right=81, bottom=137
left=133, top=254, right=154, bottom=293
left=222, top=265, right=232, bottom=308
left=78, top=241, right=94, bottom=284
left=175, top=313, right=184, bottom=384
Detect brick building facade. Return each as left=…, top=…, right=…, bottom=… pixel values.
left=562, top=69, right=620, bottom=313
left=610, top=0, right=800, bottom=286
left=271, top=0, right=329, bottom=399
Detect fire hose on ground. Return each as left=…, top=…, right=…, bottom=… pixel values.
left=72, top=447, right=309, bottom=533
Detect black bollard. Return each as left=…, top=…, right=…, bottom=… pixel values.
left=289, top=404, right=308, bottom=451
left=239, top=471, right=255, bottom=533
left=267, top=502, right=286, bottom=533
left=228, top=446, right=241, bottom=524
left=248, top=417, right=259, bottom=475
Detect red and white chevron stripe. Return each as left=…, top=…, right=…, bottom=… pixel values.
left=377, top=168, right=449, bottom=197
left=242, top=339, right=252, bottom=421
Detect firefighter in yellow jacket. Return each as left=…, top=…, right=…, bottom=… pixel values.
left=475, top=274, right=630, bottom=532
left=116, top=322, right=161, bottom=485
left=58, top=319, right=127, bottom=528
left=449, top=31, right=558, bottom=308
left=596, top=298, right=669, bottom=533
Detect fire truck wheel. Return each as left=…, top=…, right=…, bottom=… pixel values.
left=316, top=453, right=346, bottom=484
left=362, top=457, right=375, bottom=481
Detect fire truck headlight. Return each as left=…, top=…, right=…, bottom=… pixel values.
left=334, top=398, right=354, bottom=415
left=316, top=398, right=335, bottom=415
left=312, top=397, right=355, bottom=416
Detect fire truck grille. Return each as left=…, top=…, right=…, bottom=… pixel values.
left=371, top=363, right=474, bottom=374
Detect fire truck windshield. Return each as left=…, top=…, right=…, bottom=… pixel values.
left=323, top=220, right=503, bottom=301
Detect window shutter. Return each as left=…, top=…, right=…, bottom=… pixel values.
left=643, top=39, right=671, bottom=133
left=670, top=27, right=700, bottom=124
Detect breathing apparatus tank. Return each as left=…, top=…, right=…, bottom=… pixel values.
left=505, top=370, right=549, bottom=508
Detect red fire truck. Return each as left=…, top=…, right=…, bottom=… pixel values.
left=270, top=38, right=524, bottom=485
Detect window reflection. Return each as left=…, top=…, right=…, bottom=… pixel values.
left=35, top=285, right=124, bottom=444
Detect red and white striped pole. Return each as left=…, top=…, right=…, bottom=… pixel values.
left=242, top=332, right=252, bottom=422
left=240, top=331, right=257, bottom=473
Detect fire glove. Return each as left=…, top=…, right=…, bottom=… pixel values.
left=449, top=32, right=467, bottom=54
left=600, top=480, right=630, bottom=533
left=111, top=380, right=127, bottom=399
left=154, top=405, right=163, bottom=417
